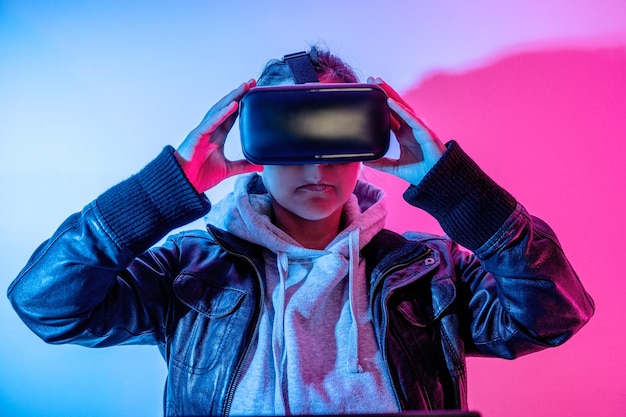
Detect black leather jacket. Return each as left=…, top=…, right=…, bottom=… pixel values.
left=7, top=143, right=594, bottom=416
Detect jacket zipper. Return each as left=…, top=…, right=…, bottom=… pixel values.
left=210, top=235, right=266, bottom=417
left=370, top=246, right=433, bottom=410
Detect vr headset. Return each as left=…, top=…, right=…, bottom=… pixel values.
left=239, top=51, right=390, bottom=165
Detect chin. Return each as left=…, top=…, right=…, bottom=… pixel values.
left=292, top=206, right=340, bottom=222
left=297, top=212, right=336, bottom=222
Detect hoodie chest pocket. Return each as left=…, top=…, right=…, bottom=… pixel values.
left=169, top=273, right=248, bottom=374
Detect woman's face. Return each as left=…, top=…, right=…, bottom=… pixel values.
left=260, top=71, right=362, bottom=224
left=262, top=162, right=361, bottom=221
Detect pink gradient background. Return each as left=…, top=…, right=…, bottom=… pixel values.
left=366, top=45, right=626, bottom=416
left=1, top=2, right=625, bottom=416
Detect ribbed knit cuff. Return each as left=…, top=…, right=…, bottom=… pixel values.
left=94, top=146, right=211, bottom=254
left=403, top=141, right=517, bottom=250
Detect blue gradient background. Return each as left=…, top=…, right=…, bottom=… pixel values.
left=1, top=1, right=625, bottom=416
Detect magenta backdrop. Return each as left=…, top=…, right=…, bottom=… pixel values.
left=367, top=44, right=626, bottom=416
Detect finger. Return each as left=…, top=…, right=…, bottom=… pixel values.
left=225, top=159, right=264, bottom=177
left=199, top=79, right=256, bottom=129
left=189, top=101, right=239, bottom=157
left=386, top=98, right=417, bottom=143
left=388, top=109, right=402, bottom=132
left=362, top=157, right=400, bottom=176
left=387, top=98, right=435, bottom=146
left=387, top=99, right=420, bottom=128
left=367, top=77, right=402, bottom=133
left=202, top=101, right=239, bottom=138
left=372, top=77, right=417, bottom=117
left=214, top=79, right=256, bottom=110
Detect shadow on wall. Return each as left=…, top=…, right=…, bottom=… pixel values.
left=367, top=45, right=626, bottom=417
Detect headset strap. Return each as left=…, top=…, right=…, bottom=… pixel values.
left=283, top=51, right=319, bottom=84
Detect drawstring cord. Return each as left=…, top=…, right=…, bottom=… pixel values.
left=348, top=230, right=364, bottom=373
left=272, top=229, right=364, bottom=415
left=272, top=251, right=289, bottom=414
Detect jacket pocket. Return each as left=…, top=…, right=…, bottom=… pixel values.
left=387, top=275, right=458, bottom=409
left=174, top=272, right=245, bottom=317
left=395, top=275, right=456, bottom=327
left=169, top=273, right=246, bottom=374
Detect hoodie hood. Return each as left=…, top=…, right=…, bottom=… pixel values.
left=205, top=173, right=387, bottom=256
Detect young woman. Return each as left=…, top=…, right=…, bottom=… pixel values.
left=8, top=47, right=594, bottom=416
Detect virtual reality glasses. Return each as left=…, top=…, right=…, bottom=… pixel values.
left=239, top=52, right=390, bottom=165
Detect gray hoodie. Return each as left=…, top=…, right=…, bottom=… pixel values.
left=205, top=173, right=400, bottom=415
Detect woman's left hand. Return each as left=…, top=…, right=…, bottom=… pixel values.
left=364, top=77, right=446, bottom=186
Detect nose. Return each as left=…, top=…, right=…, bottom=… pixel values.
left=304, top=163, right=327, bottom=179
left=306, top=163, right=324, bottom=169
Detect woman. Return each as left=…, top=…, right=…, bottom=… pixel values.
left=7, top=47, right=594, bottom=416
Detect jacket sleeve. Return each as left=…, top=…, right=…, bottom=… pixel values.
left=6, top=146, right=211, bottom=347
left=404, top=141, right=595, bottom=358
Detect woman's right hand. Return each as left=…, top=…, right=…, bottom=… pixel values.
left=175, top=80, right=262, bottom=193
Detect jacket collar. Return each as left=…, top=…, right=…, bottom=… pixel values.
left=207, top=224, right=454, bottom=324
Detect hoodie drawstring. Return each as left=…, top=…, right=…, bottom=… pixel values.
left=348, top=229, right=364, bottom=373
left=272, top=251, right=289, bottom=414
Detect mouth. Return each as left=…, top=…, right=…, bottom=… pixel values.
left=298, top=183, right=334, bottom=192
